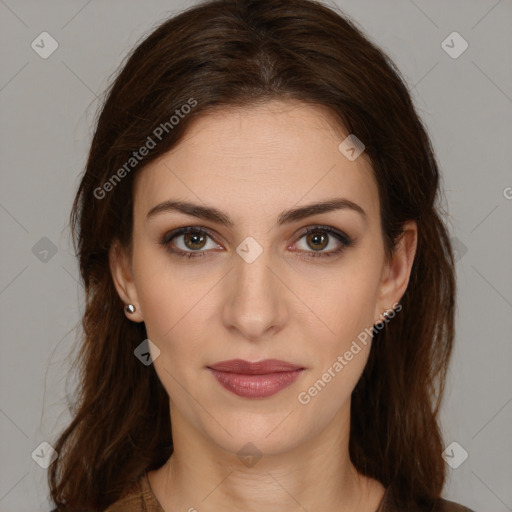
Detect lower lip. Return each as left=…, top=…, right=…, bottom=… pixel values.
left=208, top=368, right=304, bottom=398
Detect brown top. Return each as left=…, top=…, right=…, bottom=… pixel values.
left=104, top=472, right=476, bottom=512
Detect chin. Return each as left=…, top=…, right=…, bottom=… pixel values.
left=200, top=411, right=308, bottom=461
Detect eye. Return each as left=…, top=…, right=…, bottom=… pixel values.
left=161, top=227, right=220, bottom=259
left=293, top=226, right=354, bottom=259
left=160, top=225, right=354, bottom=260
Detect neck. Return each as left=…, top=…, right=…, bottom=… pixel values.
left=148, top=405, right=385, bottom=512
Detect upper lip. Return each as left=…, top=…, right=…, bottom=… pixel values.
left=208, top=359, right=304, bottom=374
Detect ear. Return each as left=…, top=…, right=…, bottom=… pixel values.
left=374, top=220, right=418, bottom=323
left=109, top=240, right=144, bottom=323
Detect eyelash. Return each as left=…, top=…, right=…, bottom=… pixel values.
left=160, top=225, right=354, bottom=260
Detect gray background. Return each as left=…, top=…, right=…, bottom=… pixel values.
left=0, top=0, right=511, bottom=511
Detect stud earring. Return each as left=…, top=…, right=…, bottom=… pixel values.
left=125, top=304, right=136, bottom=314
left=382, top=308, right=395, bottom=320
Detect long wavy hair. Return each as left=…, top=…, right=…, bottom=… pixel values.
left=48, top=0, right=456, bottom=510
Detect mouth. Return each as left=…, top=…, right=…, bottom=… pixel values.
left=207, top=359, right=305, bottom=399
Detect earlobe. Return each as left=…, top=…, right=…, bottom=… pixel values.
left=374, top=221, right=418, bottom=322
left=109, top=240, right=144, bottom=322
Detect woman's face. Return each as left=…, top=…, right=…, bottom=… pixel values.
left=111, top=99, right=416, bottom=458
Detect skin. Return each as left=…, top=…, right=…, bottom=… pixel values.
left=110, top=99, right=417, bottom=512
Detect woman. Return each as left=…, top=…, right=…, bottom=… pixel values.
left=48, top=0, right=476, bottom=511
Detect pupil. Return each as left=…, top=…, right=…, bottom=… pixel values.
left=309, top=232, right=327, bottom=251
left=186, top=232, right=205, bottom=250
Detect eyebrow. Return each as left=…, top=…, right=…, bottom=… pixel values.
left=146, top=198, right=367, bottom=227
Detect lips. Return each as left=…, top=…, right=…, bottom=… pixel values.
left=208, top=359, right=303, bottom=374
left=207, top=359, right=305, bottom=398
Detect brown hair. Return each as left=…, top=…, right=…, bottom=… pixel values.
left=49, top=0, right=456, bottom=510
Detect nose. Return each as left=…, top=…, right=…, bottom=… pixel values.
left=221, top=242, right=288, bottom=342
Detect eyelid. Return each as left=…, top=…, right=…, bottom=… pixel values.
left=295, top=224, right=352, bottom=245
left=161, top=224, right=354, bottom=259
left=161, top=226, right=223, bottom=252
left=161, top=225, right=221, bottom=245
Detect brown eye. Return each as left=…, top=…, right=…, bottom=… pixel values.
left=295, top=226, right=354, bottom=259
left=305, top=231, right=329, bottom=251
left=161, top=225, right=354, bottom=261
left=161, top=227, right=220, bottom=259
left=183, top=231, right=207, bottom=250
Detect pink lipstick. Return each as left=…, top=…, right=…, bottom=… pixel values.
left=207, top=359, right=305, bottom=398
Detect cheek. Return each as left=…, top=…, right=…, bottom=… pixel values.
left=301, top=255, right=382, bottom=344
left=312, top=286, right=375, bottom=383
left=132, top=245, right=217, bottom=363
left=329, top=277, right=378, bottom=340
left=132, top=245, right=181, bottom=341
left=296, top=274, right=378, bottom=415
left=297, top=254, right=382, bottom=403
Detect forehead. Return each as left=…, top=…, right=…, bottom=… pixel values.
left=134, top=100, right=379, bottom=224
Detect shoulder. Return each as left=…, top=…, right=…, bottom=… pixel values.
left=381, top=487, right=476, bottom=512
left=433, top=497, right=476, bottom=512
left=103, top=477, right=143, bottom=512
left=104, top=472, right=164, bottom=512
